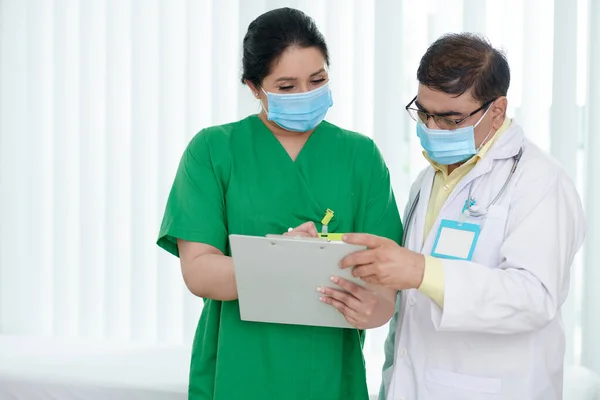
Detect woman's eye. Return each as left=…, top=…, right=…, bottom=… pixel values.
left=312, top=78, right=326, bottom=84
left=279, top=85, right=294, bottom=91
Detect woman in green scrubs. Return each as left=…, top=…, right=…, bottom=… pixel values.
left=157, top=7, right=403, bottom=400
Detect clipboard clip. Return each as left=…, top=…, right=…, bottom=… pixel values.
left=265, top=234, right=329, bottom=243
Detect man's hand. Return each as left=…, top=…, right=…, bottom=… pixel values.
left=340, top=233, right=426, bottom=290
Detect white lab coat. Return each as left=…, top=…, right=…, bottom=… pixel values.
left=380, top=122, right=586, bottom=400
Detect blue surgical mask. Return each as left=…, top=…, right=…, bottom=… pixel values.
left=262, top=83, right=333, bottom=132
left=416, top=106, right=492, bottom=165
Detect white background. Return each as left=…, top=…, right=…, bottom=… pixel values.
left=1, top=0, right=599, bottom=396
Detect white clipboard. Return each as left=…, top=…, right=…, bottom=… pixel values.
left=229, top=234, right=367, bottom=329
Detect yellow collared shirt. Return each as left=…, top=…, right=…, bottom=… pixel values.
left=418, top=118, right=512, bottom=307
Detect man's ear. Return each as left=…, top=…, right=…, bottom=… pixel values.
left=491, top=97, right=508, bottom=129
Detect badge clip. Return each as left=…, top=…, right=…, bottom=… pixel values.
left=458, top=198, right=476, bottom=225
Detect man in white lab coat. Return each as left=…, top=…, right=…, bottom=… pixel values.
left=340, top=33, right=586, bottom=399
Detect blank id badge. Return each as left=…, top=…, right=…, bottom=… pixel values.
left=431, top=219, right=481, bottom=261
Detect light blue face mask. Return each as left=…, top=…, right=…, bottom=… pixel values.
left=262, top=83, right=333, bottom=132
left=416, top=105, right=492, bottom=165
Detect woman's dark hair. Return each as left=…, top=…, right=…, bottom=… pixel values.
left=241, top=7, right=329, bottom=87
left=417, top=33, right=510, bottom=104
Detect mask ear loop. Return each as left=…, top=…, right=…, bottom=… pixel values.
left=474, top=101, right=496, bottom=152
left=259, top=87, right=269, bottom=113
left=476, top=128, right=494, bottom=152
left=258, top=87, right=290, bottom=131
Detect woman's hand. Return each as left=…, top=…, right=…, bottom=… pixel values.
left=318, top=277, right=396, bottom=330
left=340, top=233, right=426, bottom=290
left=283, top=221, right=319, bottom=237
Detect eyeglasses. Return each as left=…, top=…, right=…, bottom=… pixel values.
left=405, top=96, right=495, bottom=130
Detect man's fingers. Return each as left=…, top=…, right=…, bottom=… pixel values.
left=340, top=249, right=377, bottom=269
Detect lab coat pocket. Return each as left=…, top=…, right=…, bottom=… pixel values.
left=484, top=204, right=509, bottom=222
left=426, top=368, right=502, bottom=395
left=473, top=205, right=509, bottom=267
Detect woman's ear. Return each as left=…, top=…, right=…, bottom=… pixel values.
left=245, top=80, right=261, bottom=98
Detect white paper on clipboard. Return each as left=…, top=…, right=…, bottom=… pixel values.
left=229, top=234, right=367, bottom=329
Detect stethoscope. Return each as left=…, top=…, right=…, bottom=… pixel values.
left=401, top=147, right=524, bottom=246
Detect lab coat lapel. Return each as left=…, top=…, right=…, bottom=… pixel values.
left=410, top=167, right=435, bottom=253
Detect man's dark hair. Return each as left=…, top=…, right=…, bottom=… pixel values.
left=417, top=33, right=510, bottom=104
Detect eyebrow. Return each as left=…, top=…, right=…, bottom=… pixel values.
left=273, top=68, right=327, bottom=83
left=414, top=100, right=463, bottom=117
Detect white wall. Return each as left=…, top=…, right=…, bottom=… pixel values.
left=1, top=0, right=597, bottom=395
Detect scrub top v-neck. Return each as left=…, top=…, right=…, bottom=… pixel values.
left=158, top=114, right=403, bottom=400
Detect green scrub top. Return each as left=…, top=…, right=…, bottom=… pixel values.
left=157, top=115, right=403, bottom=400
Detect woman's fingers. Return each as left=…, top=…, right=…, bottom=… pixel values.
left=318, top=286, right=361, bottom=311
left=283, top=221, right=319, bottom=237
left=319, top=293, right=359, bottom=321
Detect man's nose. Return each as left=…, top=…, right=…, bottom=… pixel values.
left=426, top=117, right=439, bottom=129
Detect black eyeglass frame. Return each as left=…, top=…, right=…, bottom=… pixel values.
left=405, top=95, right=496, bottom=130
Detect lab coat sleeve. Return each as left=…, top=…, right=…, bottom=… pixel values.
left=431, top=169, right=586, bottom=334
